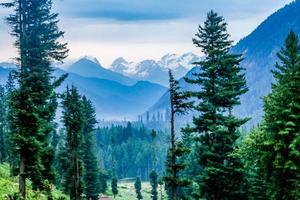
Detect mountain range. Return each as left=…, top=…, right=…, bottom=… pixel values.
left=0, top=0, right=299, bottom=124
left=110, top=53, right=201, bottom=86
left=67, top=56, right=138, bottom=86
left=0, top=62, right=167, bottom=120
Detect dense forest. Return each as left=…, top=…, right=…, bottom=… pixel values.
left=0, top=0, right=299, bottom=200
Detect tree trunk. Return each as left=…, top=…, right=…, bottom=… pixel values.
left=171, top=109, right=177, bottom=200
left=19, top=153, right=26, bottom=199
left=75, top=151, right=80, bottom=200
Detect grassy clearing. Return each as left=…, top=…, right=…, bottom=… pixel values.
left=105, top=181, right=165, bottom=200
left=0, top=163, right=68, bottom=200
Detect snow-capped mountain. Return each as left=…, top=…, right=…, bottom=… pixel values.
left=110, top=53, right=202, bottom=86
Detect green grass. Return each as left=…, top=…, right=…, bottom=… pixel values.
left=1, top=163, right=166, bottom=200
left=0, top=163, right=69, bottom=200
left=105, top=181, right=165, bottom=200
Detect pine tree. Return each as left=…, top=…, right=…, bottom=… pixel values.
left=151, top=129, right=157, bottom=169
left=150, top=170, right=158, bottom=200
left=262, top=30, right=300, bottom=200
left=158, top=178, right=164, bottom=200
left=2, top=0, right=68, bottom=197
left=111, top=176, right=118, bottom=198
left=237, top=127, right=269, bottom=200
left=135, top=176, right=143, bottom=200
left=0, top=85, right=7, bottom=163
left=99, top=170, right=109, bottom=194
left=4, top=72, right=17, bottom=176
left=82, top=96, right=101, bottom=200
left=62, top=86, right=84, bottom=200
left=164, top=70, right=192, bottom=200
left=185, top=11, right=249, bottom=199
left=150, top=130, right=158, bottom=200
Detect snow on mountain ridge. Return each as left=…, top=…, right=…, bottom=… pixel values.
left=109, top=52, right=202, bottom=85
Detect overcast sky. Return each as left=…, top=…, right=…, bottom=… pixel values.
left=0, top=0, right=294, bottom=66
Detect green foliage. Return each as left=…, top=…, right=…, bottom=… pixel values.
left=82, top=96, right=101, bottom=200
left=0, top=163, right=69, bottom=200
left=236, top=127, right=269, bottom=200
left=61, top=86, right=85, bottom=200
left=185, top=10, right=249, bottom=199
left=111, top=176, right=118, bottom=198
left=2, top=0, right=68, bottom=196
left=164, top=142, right=189, bottom=200
left=149, top=170, right=158, bottom=200
left=0, top=85, right=7, bottom=163
left=96, top=124, right=168, bottom=180
left=99, top=170, right=109, bottom=194
left=263, top=30, right=300, bottom=200
left=135, top=177, right=143, bottom=200
left=236, top=31, right=300, bottom=200
left=164, top=70, right=192, bottom=200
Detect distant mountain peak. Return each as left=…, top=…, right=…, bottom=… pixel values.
left=160, top=53, right=177, bottom=61
left=112, top=57, right=127, bottom=65
left=80, top=56, right=100, bottom=65
left=109, top=52, right=202, bottom=85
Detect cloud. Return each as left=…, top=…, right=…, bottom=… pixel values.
left=0, top=0, right=294, bottom=65
left=54, top=0, right=293, bottom=21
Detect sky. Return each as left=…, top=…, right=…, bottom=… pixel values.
left=0, top=0, right=294, bottom=67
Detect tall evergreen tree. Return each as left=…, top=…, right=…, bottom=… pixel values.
left=4, top=72, right=17, bottom=176
left=150, top=130, right=158, bottom=200
left=158, top=178, right=164, bottom=200
left=98, top=170, right=109, bottom=194
left=262, top=30, right=300, bottom=200
left=62, top=86, right=84, bottom=200
left=2, top=0, right=68, bottom=197
left=185, top=10, right=248, bottom=199
left=150, top=170, right=158, bottom=200
left=0, top=85, right=7, bottom=163
left=111, top=176, right=118, bottom=198
left=82, top=96, right=101, bottom=200
left=237, top=127, right=268, bottom=200
left=135, top=176, right=143, bottom=200
left=164, top=70, right=191, bottom=200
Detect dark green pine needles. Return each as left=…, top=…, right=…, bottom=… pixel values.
left=62, top=86, right=85, bottom=200
left=82, top=96, right=101, bottom=200
left=135, top=177, right=143, bottom=200
left=185, top=10, right=249, bottom=199
left=164, top=70, right=192, bottom=200
left=2, top=0, right=68, bottom=198
left=262, top=30, right=300, bottom=200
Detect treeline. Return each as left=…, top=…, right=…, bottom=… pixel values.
left=163, top=10, right=300, bottom=200
left=95, top=123, right=168, bottom=181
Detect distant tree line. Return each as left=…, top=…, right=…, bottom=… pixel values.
left=95, top=123, right=168, bottom=181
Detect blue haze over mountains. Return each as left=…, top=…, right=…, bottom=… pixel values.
left=0, top=0, right=299, bottom=123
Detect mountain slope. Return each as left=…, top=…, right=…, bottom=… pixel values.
left=231, top=0, right=300, bottom=124
left=68, top=57, right=137, bottom=86
left=0, top=66, right=166, bottom=120
left=57, top=69, right=167, bottom=119
left=148, top=1, right=300, bottom=127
